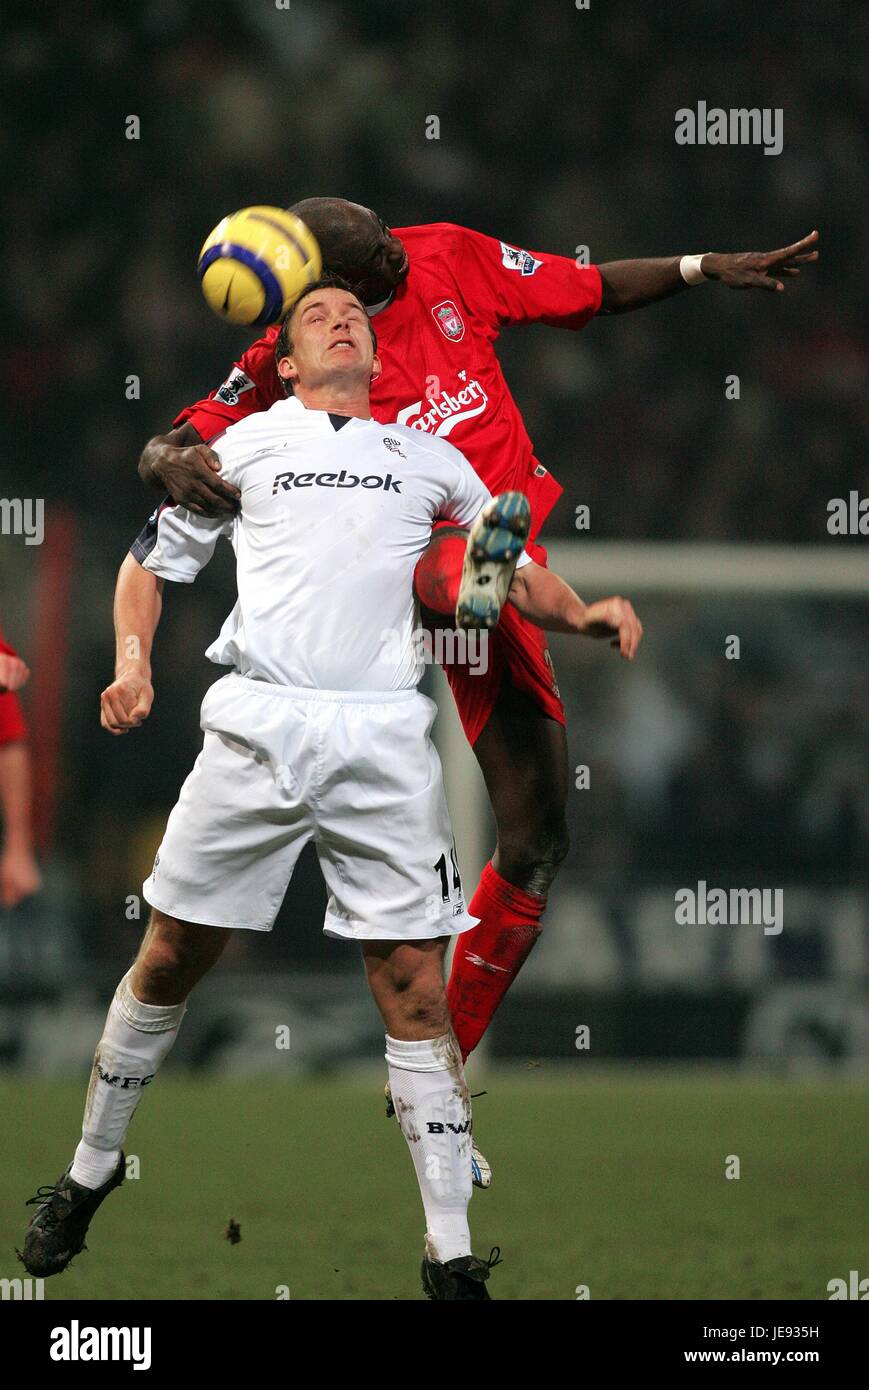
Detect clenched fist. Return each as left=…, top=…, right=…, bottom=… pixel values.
left=101, top=670, right=154, bottom=735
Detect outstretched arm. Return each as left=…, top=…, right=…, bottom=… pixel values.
left=597, top=230, right=819, bottom=314
left=508, top=562, right=643, bottom=660
left=100, top=555, right=164, bottom=735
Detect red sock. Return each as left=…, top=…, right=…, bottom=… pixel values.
left=447, top=861, right=546, bottom=1061
left=413, top=531, right=466, bottom=615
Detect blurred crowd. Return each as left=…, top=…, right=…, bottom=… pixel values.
left=558, top=596, right=867, bottom=891
left=1, top=0, right=865, bottom=968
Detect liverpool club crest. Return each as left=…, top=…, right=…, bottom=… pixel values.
left=431, top=299, right=465, bottom=342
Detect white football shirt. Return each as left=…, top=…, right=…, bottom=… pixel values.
left=133, top=395, right=529, bottom=691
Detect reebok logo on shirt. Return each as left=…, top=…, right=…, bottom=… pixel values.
left=271, top=469, right=402, bottom=495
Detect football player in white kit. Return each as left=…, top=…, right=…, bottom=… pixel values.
left=22, top=281, right=642, bottom=1300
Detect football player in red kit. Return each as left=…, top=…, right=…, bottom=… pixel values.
left=0, top=636, right=40, bottom=908
left=138, top=201, right=818, bottom=1109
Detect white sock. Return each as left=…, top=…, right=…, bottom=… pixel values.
left=385, top=1031, right=472, bottom=1263
left=70, top=968, right=186, bottom=1189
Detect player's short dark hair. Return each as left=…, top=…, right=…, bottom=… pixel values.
left=274, top=275, right=377, bottom=396
left=289, top=197, right=375, bottom=276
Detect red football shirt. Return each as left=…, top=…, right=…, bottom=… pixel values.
left=0, top=636, right=26, bottom=745
left=175, top=223, right=602, bottom=541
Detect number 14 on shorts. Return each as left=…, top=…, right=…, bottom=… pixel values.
left=430, top=843, right=465, bottom=919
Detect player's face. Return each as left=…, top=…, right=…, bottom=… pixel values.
left=341, top=204, right=409, bottom=303
left=280, top=289, right=380, bottom=389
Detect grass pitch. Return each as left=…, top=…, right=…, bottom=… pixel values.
left=2, top=1070, right=866, bottom=1300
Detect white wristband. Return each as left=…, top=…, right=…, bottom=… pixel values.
left=679, top=253, right=709, bottom=286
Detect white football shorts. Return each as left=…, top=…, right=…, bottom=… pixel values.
left=143, top=672, right=476, bottom=941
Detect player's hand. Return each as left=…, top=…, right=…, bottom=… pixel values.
left=701, top=230, right=819, bottom=292
left=578, top=597, right=643, bottom=660
left=100, top=670, right=154, bottom=735
left=0, top=844, right=41, bottom=908
left=155, top=444, right=240, bottom=517
left=0, top=653, right=29, bottom=693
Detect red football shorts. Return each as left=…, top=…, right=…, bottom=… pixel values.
left=0, top=637, right=26, bottom=743
left=0, top=692, right=26, bottom=745
left=433, top=533, right=565, bottom=747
